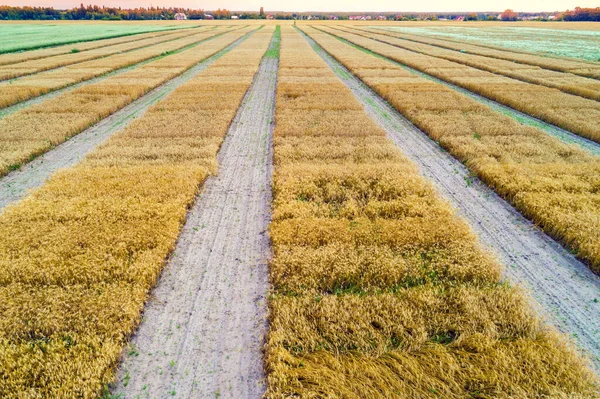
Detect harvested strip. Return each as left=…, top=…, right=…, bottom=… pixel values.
left=113, top=26, right=278, bottom=398
left=0, top=30, right=256, bottom=212
left=301, top=26, right=600, bottom=370
left=265, top=26, right=596, bottom=398
left=0, top=26, right=233, bottom=109
left=0, top=25, right=272, bottom=399
left=0, top=26, right=253, bottom=178
left=320, top=26, right=600, bottom=144
left=0, top=27, right=207, bottom=81
left=0, top=27, right=197, bottom=67
left=367, top=26, right=600, bottom=80
left=343, top=26, right=600, bottom=101
left=301, top=26, right=600, bottom=274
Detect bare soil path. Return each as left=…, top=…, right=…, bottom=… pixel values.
left=112, top=36, right=278, bottom=398
left=0, top=30, right=255, bottom=213
left=301, top=28, right=600, bottom=370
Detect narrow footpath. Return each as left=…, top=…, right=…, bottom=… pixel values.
left=113, top=32, right=279, bottom=398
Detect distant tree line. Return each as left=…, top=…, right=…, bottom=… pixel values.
left=1, top=4, right=599, bottom=21
left=562, top=7, right=600, bottom=21
left=0, top=4, right=230, bottom=20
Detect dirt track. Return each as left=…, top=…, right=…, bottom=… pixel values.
left=301, top=28, right=600, bottom=370
left=112, top=40, right=278, bottom=398
left=0, top=31, right=254, bottom=213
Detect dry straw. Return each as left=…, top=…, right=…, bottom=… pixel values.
left=0, top=27, right=254, bottom=178
left=304, top=26, right=600, bottom=274
left=0, top=28, right=198, bottom=81
left=265, top=26, right=597, bottom=398
left=0, top=26, right=232, bottom=109
left=0, top=26, right=274, bottom=398
left=344, top=26, right=600, bottom=101
left=319, top=26, right=600, bottom=144
left=359, top=26, right=600, bottom=80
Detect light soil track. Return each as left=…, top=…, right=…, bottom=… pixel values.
left=0, top=27, right=239, bottom=120
left=319, top=26, right=600, bottom=157
left=300, top=28, right=600, bottom=370
left=112, top=40, right=278, bottom=398
left=0, top=31, right=256, bottom=213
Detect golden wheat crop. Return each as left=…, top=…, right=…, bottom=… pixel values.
left=265, top=25, right=597, bottom=398
left=0, top=26, right=274, bottom=398
left=363, top=26, right=600, bottom=80
left=0, top=28, right=205, bottom=81
left=317, top=26, right=600, bottom=144
left=0, top=26, right=235, bottom=109
left=301, top=26, right=600, bottom=274
left=0, top=26, right=255, bottom=178
left=341, top=26, right=600, bottom=101
left=0, top=28, right=194, bottom=67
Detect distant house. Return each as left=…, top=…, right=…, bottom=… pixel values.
left=454, top=16, right=465, bottom=21
left=267, top=14, right=274, bottom=20
left=204, top=14, right=214, bottom=19
left=231, top=15, right=239, bottom=19
left=377, top=15, right=386, bottom=20
left=174, top=12, right=187, bottom=20
left=329, top=15, right=338, bottom=20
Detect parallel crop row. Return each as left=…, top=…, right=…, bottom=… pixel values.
left=0, top=28, right=204, bottom=81
left=265, top=26, right=596, bottom=398
left=0, top=26, right=274, bottom=398
left=320, top=26, right=600, bottom=144
left=0, top=27, right=195, bottom=67
left=345, top=26, right=600, bottom=101
left=0, top=26, right=233, bottom=109
left=367, top=26, right=600, bottom=80
left=302, top=26, right=600, bottom=274
left=0, top=26, right=253, bottom=177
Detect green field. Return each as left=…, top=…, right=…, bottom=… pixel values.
left=0, top=23, right=183, bottom=53
left=379, top=25, right=600, bottom=61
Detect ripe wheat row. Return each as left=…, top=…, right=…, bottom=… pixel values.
left=319, top=26, right=600, bottom=144
left=343, top=26, right=600, bottom=102
left=0, top=26, right=232, bottom=110
left=0, top=28, right=202, bottom=81
left=302, top=26, right=600, bottom=274
left=265, top=25, right=596, bottom=398
left=0, top=27, right=195, bottom=67
left=0, top=26, right=273, bottom=398
left=0, top=26, right=254, bottom=177
left=371, top=26, right=600, bottom=80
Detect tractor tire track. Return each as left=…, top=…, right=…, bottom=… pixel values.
left=112, top=35, right=278, bottom=398
left=300, top=27, right=600, bottom=371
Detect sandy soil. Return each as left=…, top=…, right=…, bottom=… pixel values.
left=111, top=44, right=278, bottom=397
left=301, top=29, right=600, bottom=370
left=0, top=32, right=254, bottom=213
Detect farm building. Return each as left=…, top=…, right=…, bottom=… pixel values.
left=174, top=12, right=186, bottom=20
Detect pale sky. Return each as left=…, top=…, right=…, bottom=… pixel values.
left=3, top=0, right=598, bottom=12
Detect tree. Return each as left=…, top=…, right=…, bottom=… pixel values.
left=259, top=6, right=264, bottom=16
left=500, top=9, right=518, bottom=21
left=465, top=12, right=478, bottom=20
